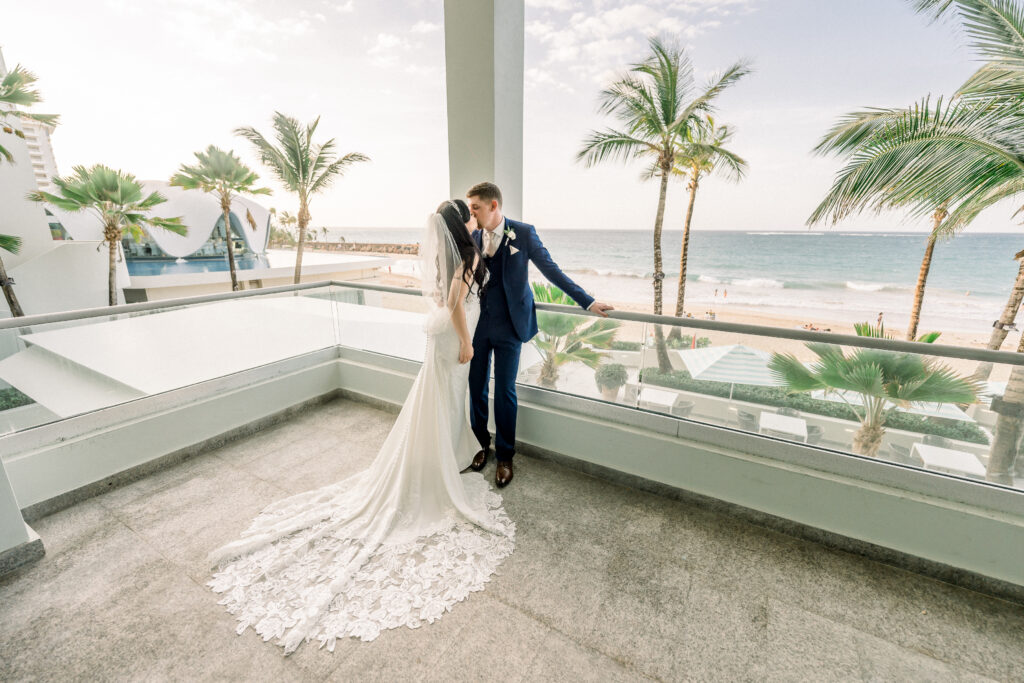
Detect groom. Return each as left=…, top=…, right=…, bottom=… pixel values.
left=466, top=182, right=614, bottom=487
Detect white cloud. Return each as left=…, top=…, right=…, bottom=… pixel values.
left=103, top=0, right=325, bottom=64
left=526, top=0, right=754, bottom=89
left=369, top=32, right=413, bottom=67
left=300, top=10, right=328, bottom=23
left=527, top=0, right=577, bottom=10
left=410, top=20, right=440, bottom=33
left=329, top=0, right=355, bottom=13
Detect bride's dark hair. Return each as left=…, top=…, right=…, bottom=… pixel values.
left=436, top=199, right=487, bottom=297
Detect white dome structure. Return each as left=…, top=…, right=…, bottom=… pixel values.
left=48, top=180, right=271, bottom=258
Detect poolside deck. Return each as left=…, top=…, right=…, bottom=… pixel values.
left=1, top=397, right=1021, bottom=681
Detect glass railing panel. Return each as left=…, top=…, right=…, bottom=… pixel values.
left=632, top=318, right=1022, bottom=488
left=634, top=322, right=718, bottom=422
left=0, top=285, right=338, bottom=436
left=886, top=351, right=1018, bottom=488
left=332, top=283, right=429, bottom=362
left=517, top=304, right=645, bottom=410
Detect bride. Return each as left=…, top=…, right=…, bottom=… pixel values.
left=206, top=199, right=515, bottom=655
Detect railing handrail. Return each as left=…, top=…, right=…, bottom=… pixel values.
left=3, top=278, right=1023, bottom=367
left=0, top=280, right=331, bottom=331
left=329, top=280, right=1024, bottom=368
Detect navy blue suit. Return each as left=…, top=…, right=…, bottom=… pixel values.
left=469, top=218, right=594, bottom=462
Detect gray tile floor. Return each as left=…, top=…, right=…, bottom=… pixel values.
left=1, top=397, right=1022, bottom=682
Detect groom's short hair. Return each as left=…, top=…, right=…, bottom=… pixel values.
left=467, top=182, right=502, bottom=207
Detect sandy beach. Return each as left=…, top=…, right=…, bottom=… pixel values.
left=358, top=264, right=1018, bottom=384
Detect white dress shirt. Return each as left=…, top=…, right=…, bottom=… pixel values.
left=482, top=218, right=506, bottom=257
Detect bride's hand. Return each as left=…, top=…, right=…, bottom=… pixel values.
left=459, top=339, right=474, bottom=364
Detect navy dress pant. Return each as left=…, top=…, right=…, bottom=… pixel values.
left=468, top=329, right=522, bottom=462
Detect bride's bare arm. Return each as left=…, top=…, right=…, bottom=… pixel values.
left=449, top=257, right=478, bottom=364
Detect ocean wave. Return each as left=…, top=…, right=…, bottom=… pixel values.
left=845, top=280, right=908, bottom=292
left=733, top=278, right=785, bottom=288
left=570, top=267, right=649, bottom=279
left=747, top=231, right=824, bottom=236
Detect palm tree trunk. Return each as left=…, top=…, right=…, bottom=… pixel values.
left=0, top=254, right=24, bottom=317
left=294, top=199, right=310, bottom=285
left=971, top=250, right=1024, bottom=383
left=852, top=421, right=885, bottom=457
left=222, top=200, right=240, bottom=292
left=652, top=169, right=672, bottom=373
left=906, top=216, right=942, bottom=341
left=539, top=354, right=558, bottom=388
left=652, top=171, right=668, bottom=315
left=852, top=398, right=886, bottom=457
left=671, top=173, right=699, bottom=338
left=986, top=329, right=1024, bottom=483
left=106, top=227, right=118, bottom=307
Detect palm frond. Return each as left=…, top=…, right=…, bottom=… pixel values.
left=576, top=129, right=657, bottom=168
left=957, top=0, right=1024, bottom=69
left=0, top=234, right=22, bottom=254
left=808, top=95, right=1024, bottom=226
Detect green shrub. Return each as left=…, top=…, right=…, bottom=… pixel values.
left=610, top=341, right=642, bottom=351
left=666, top=335, right=711, bottom=349
left=0, top=387, right=34, bottom=411
left=595, top=363, right=628, bottom=390
left=639, top=368, right=990, bottom=445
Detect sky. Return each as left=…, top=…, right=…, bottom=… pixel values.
left=3, top=0, right=1016, bottom=232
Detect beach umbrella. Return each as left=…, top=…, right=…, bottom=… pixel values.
left=809, top=389, right=975, bottom=422
left=674, top=344, right=784, bottom=399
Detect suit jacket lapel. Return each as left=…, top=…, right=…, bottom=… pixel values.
left=496, top=219, right=510, bottom=263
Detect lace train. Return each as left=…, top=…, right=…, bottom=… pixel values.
left=207, top=472, right=514, bottom=653
left=206, top=294, right=514, bottom=655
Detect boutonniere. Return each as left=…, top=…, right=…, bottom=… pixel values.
left=503, top=226, right=516, bottom=242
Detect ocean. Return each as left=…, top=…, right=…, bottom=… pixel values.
left=323, top=227, right=1023, bottom=335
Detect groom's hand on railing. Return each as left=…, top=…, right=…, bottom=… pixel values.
left=588, top=301, right=615, bottom=318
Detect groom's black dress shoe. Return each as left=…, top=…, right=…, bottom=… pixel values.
left=496, top=461, right=513, bottom=488
left=469, top=449, right=488, bottom=472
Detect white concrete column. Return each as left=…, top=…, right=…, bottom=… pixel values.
left=0, top=457, right=31, bottom=554
left=443, top=0, right=524, bottom=219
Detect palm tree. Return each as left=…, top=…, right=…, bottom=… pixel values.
left=236, top=112, right=369, bottom=284
left=666, top=115, right=746, bottom=329
left=911, top=0, right=1024, bottom=483
left=28, top=165, right=186, bottom=306
left=577, top=37, right=750, bottom=370
left=0, top=64, right=58, bottom=163
left=280, top=210, right=298, bottom=234
left=531, top=283, right=620, bottom=389
left=809, top=100, right=961, bottom=341
left=170, top=145, right=271, bottom=292
left=815, top=0, right=1024, bottom=480
left=0, top=234, right=24, bottom=317
left=320, top=227, right=328, bottom=242
left=810, top=90, right=1024, bottom=364
left=0, top=63, right=56, bottom=317
left=769, top=322, right=980, bottom=458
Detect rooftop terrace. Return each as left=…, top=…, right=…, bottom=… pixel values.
left=2, top=396, right=1022, bottom=681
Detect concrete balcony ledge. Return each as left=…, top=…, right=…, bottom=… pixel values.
left=2, top=392, right=1024, bottom=681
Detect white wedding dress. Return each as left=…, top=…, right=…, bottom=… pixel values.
left=206, top=227, right=515, bottom=654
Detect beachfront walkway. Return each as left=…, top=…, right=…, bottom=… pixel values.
left=1, top=398, right=1021, bottom=681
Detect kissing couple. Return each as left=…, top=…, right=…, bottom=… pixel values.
left=207, top=181, right=612, bottom=653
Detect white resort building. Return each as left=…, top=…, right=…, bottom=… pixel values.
left=0, top=45, right=390, bottom=313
